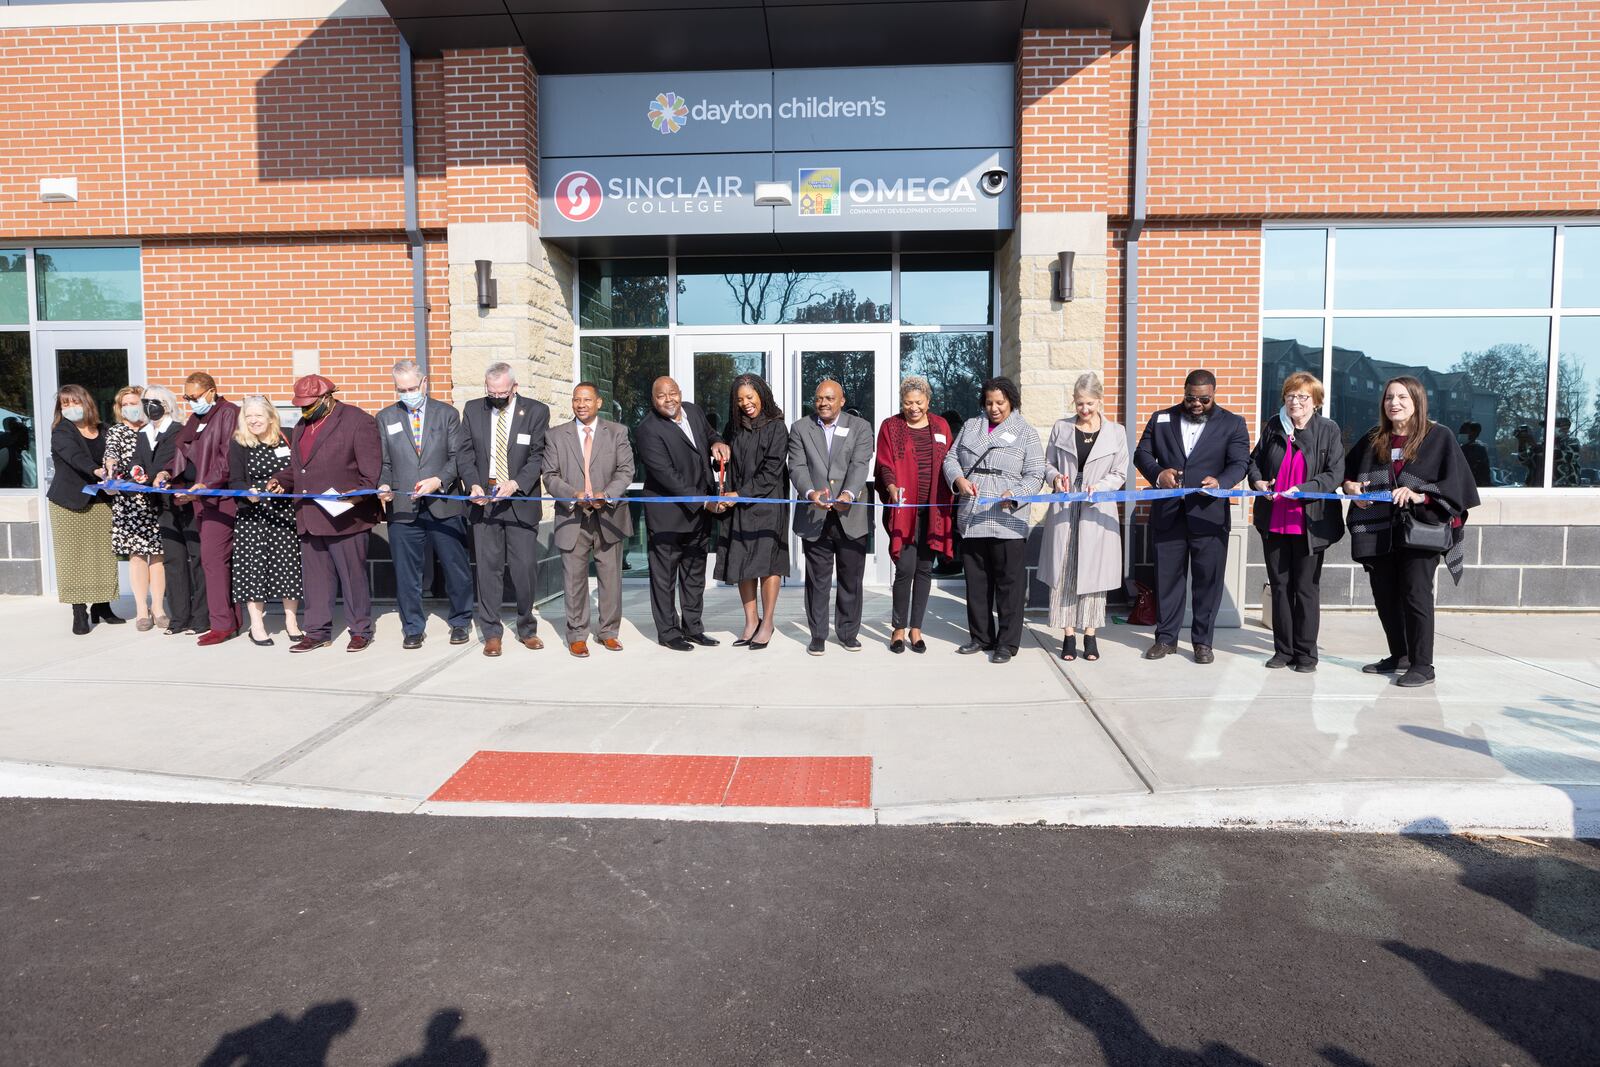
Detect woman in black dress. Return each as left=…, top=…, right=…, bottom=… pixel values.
left=713, top=373, right=790, bottom=650
left=227, top=395, right=303, bottom=646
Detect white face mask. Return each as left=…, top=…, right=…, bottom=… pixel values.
left=121, top=404, right=145, bottom=423
left=189, top=396, right=214, bottom=416
left=61, top=406, right=85, bottom=423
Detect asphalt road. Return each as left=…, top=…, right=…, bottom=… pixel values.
left=2, top=800, right=1597, bottom=1066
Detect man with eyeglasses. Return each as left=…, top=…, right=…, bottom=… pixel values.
left=156, top=372, right=240, bottom=644
left=1133, top=368, right=1250, bottom=664
left=459, top=362, right=550, bottom=657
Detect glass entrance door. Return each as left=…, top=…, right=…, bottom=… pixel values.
left=672, top=331, right=892, bottom=585
left=35, top=327, right=145, bottom=595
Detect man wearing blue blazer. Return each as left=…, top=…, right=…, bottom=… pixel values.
left=1133, top=369, right=1250, bottom=664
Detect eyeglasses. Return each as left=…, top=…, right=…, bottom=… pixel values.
left=1285, top=393, right=1314, bottom=403
left=1182, top=394, right=1215, bottom=405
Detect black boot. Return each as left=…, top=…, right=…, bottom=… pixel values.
left=90, top=602, right=124, bottom=625
left=72, top=604, right=92, bottom=635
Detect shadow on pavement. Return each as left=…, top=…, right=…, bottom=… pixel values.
left=197, top=1002, right=487, bottom=1067
left=1016, top=963, right=1267, bottom=1066
left=1385, top=941, right=1600, bottom=1066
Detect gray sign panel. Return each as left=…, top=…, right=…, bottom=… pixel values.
left=540, top=153, right=775, bottom=238
left=774, top=149, right=1013, bottom=233
left=539, top=64, right=1013, bottom=159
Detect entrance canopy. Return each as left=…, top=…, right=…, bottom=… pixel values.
left=384, top=1, right=1149, bottom=72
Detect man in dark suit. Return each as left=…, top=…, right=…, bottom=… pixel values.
left=634, top=375, right=730, bottom=651
left=1133, top=368, right=1250, bottom=664
left=161, top=372, right=240, bottom=645
left=267, top=374, right=383, bottom=653
left=458, top=362, right=549, bottom=657
left=377, top=359, right=473, bottom=650
left=788, top=378, right=874, bottom=656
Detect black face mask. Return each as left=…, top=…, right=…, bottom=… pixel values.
left=300, top=397, right=333, bottom=423
left=485, top=394, right=511, bottom=411
left=142, top=399, right=165, bottom=421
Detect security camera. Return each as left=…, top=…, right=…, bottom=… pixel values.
left=979, top=168, right=1009, bottom=196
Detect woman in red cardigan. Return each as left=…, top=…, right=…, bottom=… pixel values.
left=875, top=375, right=955, bottom=653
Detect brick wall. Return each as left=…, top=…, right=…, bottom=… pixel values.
left=1016, top=29, right=1118, bottom=214
left=443, top=48, right=537, bottom=228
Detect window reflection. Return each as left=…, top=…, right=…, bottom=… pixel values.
left=900, top=252, right=993, bottom=326
left=677, top=255, right=890, bottom=326
left=1556, top=317, right=1600, bottom=487
left=1330, top=317, right=1548, bottom=487
left=1563, top=227, right=1600, bottom=309
left=1333, top=227, right=1554, bottom=311
left=36, top=247, right=142, bottom=321
left=0, top=251, right=25, bottom=325
left=899, top=331, right=992, bottom=424
left=0, top=333, right=36, bottom=489
left=56, top=348, right=130, bottom=430
left=578, top=335, right=669, bottom=457
left=578, top=258, right=668, bottom=330
left=800, top=349, right=874, bottom=423
left=1262, top=230, right=1326, bottom=310
left=693, top=350, right=767, bottom=438
left=1259, top=318, right=1324, bottom=428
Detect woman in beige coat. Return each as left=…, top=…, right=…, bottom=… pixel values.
left=1038, top=373, right=1128, bottom=662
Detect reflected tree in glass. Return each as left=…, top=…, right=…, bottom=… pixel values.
left=0, top=251, right=26, bottom=325
left=899, top=332, right=992, bottom=425
left=35, top=248, right=142, bottom=321
left=1449, top=343, right=1549, bottom=485
left=578, top=259, right=668, bottom=330
left=800, top=350, right=874, bottom=422
left=0, top=332, right=36, bottom=488
left=693, top=351, right=766, bottom=437
left=56, top=348, right=129, bottom=428
left=578, top=335, right=669, bottom=456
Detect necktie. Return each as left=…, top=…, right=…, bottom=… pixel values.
left=410, top=406, right=423, bottom=453
left=493, top=409, right=509, bottom=481
left=581, top=424, right=594, bottom=496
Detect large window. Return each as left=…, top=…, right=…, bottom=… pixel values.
left=0, top=333, right=35, bottom=489
left=36, top=247, right=142, bottom=321
left=1261, top=224, right=1600, bottom=489
left=676, top=255, right=892, bottom=326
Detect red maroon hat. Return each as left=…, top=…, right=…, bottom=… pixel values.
left=291, top=374, right=337, bottom=405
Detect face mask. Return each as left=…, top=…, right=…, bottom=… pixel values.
left=61, top=406, right=85, bottom=423
left=486, top=394, right=511, bottom=411
left=120, top=404, right=145, bottom=423
left=143, top=399, right=165, bottom=421
left=398, top=390, right=425, bottom=409
left=300, top=397, right=332, bottom=423
left=189, top=395, right=214, bottom=416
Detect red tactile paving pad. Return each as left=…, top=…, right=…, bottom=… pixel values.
left=428, top=751, right=872, bottom=808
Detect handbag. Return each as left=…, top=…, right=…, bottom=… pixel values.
left=1398, top=508, right=1452, bottom=553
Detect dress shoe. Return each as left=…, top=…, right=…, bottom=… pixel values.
left=402, top=633, right=425, bottom=650
left=1395, top=667, right=1435, bottom=687
left=197, top=629, right=235, bottom=647
left=569, top=640, right=590, bottom=658
left=1193, top=645, right=1215, bottom=665
left=483, top=636, right=503, bottom=657
left=889, top=638, right=906, bottom=654
left=346, top=635, right=371, bottom=653
left=1362, top=655, right=1410, bottom=675
left=840, top=638, right=862, bottom=652
left=1291, top=660, right=1318, bottom=673
left=1143, top=642, right=1176, bottom=660
left=154, top=615, right=170, bottom=629
left=807, top=638, right=826, bottom=656
left=71, top=604, right=91, bottom=635
left=990, top=648, right=1014, bottom=664
left=521, top=633, right=545, bottom=651
left=600, top=638, right=623, bottom=652
left=135, top=617, right=154, bottom=632
left=685, top=633, right=719, bottom=647
left=661, top=637, right=695, bottom=652
left=289, top=636, right=331, bottom=653
left=249, top=633, right=275, bottom=648
left=955, top=641, right=990, bottom=655
left=90, top=602, right=125, bottom=624
left=449, top=626, right=470, bottom=645
left=909, top=638, right=927, bottom=654
left=1264, top=653, right=1291, bottom=669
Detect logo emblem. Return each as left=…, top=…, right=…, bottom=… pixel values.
left=797, top=168, right=842, bottom=216
left=554, top=171, right=603, bottom=222
left=647, top=92, right=689, bottom=135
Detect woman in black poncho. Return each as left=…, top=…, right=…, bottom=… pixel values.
left=1342, top=375, right=1481, bottom=688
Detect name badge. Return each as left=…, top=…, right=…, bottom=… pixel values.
left=274, top=446, right=291, bottom=458
left=1156, top=413, right=1171, bottom=423
left=196, top=422, right=207, bottom=431
left=516, top=432, right=531, bottom=445
left=934, top=433, right=947, bottom=444
left=1390, top=447, right=1404, bottom=461
left=1000, top=432, right=1017, bottom=444
left=833, top=426, right=850, bottom=438
left=386, top=422, right=403, bottom=435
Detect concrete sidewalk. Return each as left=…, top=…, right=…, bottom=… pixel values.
left=0, top=589, right=1596, bottom=835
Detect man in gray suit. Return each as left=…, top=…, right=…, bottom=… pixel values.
left=378, top=359, right=473, bottom=650
left=542, top=381, right=635, bottom=658
left=459, top=362, right=549, bottom=658
left=789, top=378, right=874, bottom=656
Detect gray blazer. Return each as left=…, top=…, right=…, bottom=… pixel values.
left=788, top=411, right=873, bottom=541
left=542, top=417, right=635, bottom=550
left=377, top=397, right=466, bottom=521
left=941, top=412, right=1046, bottom=540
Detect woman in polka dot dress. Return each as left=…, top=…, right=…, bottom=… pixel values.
left=227, top=395, right=303, bottom=646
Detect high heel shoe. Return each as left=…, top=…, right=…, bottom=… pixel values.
left=1083, top=635, right=1100, bottom=661
left=1061, top=634, right=1077, bottom=661
left=285, top=629, right=306, bottom=642
left=747, top=626, right=773, bottom=650
left=733, top=621, right=761, bottom=647
left=249, top=632, right=275, bottom=647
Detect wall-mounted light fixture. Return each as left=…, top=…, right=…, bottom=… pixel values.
left=39, top=178, right=78, bottom=203
left=474, top=259, right=497, bottom=309
left=1054, top=251, right=1076, bottom=302
left=754, top=181, right=793, bottom=207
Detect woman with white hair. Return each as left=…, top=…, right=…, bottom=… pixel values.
left=227, top=395, right=303, bottom=645
left=135, top=385, right=206, bottom=634
left=874, top=374, right=955, bottom=653
left=1038, top=372, right=1128, bottom=662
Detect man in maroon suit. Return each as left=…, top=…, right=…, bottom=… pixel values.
left=267, top=374, right=383, bottom=653
left=155, top=371, right=240, bottom=645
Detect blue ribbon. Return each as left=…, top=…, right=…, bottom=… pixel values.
left=87, top=479, right=1392, bottom=508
